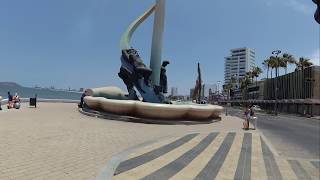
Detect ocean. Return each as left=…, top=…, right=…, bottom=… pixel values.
left=0, top=86, right=81, bottom=100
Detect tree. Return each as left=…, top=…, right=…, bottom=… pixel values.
left=252, top=66, right=263, bottom=87
left=281, top=53, right=296, bottom=74
left=295, top=57, right=313, bottom=71
left=240, top=75, right=252, bottom=100
left=295, top=57, right=313, bottom=99
left=262, top=59, right=270, bottom=79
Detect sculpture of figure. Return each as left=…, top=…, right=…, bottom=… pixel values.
left=160, top=60, right=170, bottom=93
left=313, top=0, right=320, bottom=24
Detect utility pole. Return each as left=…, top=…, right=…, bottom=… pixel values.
left=272, top=50, right=281, bottom=116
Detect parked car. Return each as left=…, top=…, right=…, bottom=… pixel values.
left=252, top=105, right=262, bottom=111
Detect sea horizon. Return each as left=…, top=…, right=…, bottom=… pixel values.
left=0, top=84, right=81, bottom=100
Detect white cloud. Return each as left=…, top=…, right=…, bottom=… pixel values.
left=286, top=0, right=314, bottom=15
left=261, top=0, right=313, bottom=15
left=310, top=49, right=320, bottom=66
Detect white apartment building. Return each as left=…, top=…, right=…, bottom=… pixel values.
left=224, top=47, right=256, bottom=87
left=170, top=87, right=178, bottom=96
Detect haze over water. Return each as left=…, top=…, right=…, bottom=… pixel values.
left=0, top=86, right=81, bottom=100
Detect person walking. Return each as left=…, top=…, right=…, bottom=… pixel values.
left=249, top=105, right=257, bottom=130
left=243, top=105, right=250, bottom=130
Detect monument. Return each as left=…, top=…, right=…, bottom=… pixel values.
left=83, top=0, right=224, bottom=121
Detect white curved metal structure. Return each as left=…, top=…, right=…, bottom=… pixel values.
left=83, top=1, right=224, bottom=121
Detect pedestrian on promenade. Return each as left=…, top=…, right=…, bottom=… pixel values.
left=249, top=105, right=257, bottom=130
left=243, top=105, right=250, bottom=130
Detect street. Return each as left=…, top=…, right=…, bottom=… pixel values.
left=227, top=107, right=320, bottom=160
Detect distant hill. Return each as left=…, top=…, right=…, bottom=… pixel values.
left=0, top=82, right=22, bottom=88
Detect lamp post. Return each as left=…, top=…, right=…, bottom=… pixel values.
left=272, top=50, right=281, bottom=115
left=217, top=81, right=221, bottom=95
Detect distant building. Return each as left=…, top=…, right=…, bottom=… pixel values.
left=170, top=87, right=178, bottom=96
left=190, top=88, right=195, bottom=99
left=224, top=47, right=256, bottom=87
left=79, top=88, right=84, bottom=92
left=203, top=84, right=218, bottom=97
left=229, top=66, right=320, bottom=116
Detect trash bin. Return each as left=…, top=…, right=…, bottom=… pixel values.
left=30, top=95, right=37, bottom=108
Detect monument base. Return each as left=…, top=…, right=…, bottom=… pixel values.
left=83, top=87, right=224, bottom=122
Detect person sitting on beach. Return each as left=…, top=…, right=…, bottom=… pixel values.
left=13, top=93, right=21, bottom=109
left=78, top=90, right=87, bottom=108
left=7, top=92, right=13, bottom=109
left=0, top=96, right=2, bottom=110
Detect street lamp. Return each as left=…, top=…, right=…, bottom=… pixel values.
left=272, top=50, right=281, bottom=116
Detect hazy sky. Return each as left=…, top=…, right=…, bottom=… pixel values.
left=0, top=0, right=319, bottom=94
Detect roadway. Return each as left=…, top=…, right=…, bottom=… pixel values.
left=226, top=107, right=320, bottom=160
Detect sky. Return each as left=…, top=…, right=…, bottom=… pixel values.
left=0, top=0, right=319, bottom=94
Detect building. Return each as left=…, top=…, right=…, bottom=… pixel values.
left=224, top=47, right=256, bottom=87
left=203, top=84, right=218, bottom=97
left=170, top=87, right=178, bottom=96
left=226, top=66, right=320, bottom=116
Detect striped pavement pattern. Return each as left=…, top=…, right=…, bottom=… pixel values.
left=112, top=132, right=320, bottom=180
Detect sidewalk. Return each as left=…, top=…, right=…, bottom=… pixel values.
left=0, top=103, right=242, bottom=180
left=109, top=132, right=319, bottom=180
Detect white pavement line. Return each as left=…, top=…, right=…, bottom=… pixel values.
left=125, top=137, right=179, bottom=160
left=95, top=136, right=171, bottom=180
left=275, top=158, right=298, bottom=180
left=215, top=133, right=244, bottom=180
left=299, top=160, right=320, bottom=180
left=169, top=133, right=227, bottom=180
left=113, top=134, right=207, bottom=180
left=251, top=133, right=268, bottom=180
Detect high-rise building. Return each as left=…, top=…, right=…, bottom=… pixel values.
left=170, top=87, right=178, bottom=96
left=224, top=47, right=256, bottom=87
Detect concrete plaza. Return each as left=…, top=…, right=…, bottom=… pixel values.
left=0, top=103, right=318, bottom=179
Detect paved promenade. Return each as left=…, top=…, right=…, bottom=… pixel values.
left=0, top=103, right=319, bottom=179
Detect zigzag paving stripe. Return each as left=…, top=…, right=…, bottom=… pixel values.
left=310, top=161, right=320, bottom=169
left=234, top=133, right=252, bottom=180
left=125, top=137, right=180, bottom=160
left=261, top=136, right=283, bottom=180
left=111, top=132, right=319, bottom=180
left=288, top=160, right=312, bottom=180
left=113, top=134, right=207, bottom=180
left=141, top=133, right=219, bottom=180
left=298, top=160, right=320, bottom=180
left=170, top=132, right=227, bottom=179
left=195, top=132, right=236, bottom=180
left=274, top=157, right=298, bottom=180
left=114, top=133, right=198, bottom=175
left=211, top=133, right=243, bottom=180
left=251, top=133, right=268, bottom=180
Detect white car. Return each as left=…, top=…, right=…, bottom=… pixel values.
left=252, top=105, right=262, bottom=111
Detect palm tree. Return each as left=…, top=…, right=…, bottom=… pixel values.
left=252, top=66, right=263, bottom=87
left=295, top=57, right=313, bottom=99
left=262, top=59, right=270, bottom=79
left=295, top=57, right=313, bottom=71
left=240, top=75, right=252, bottom=100
left=281, top=53, right=296, bottom=74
